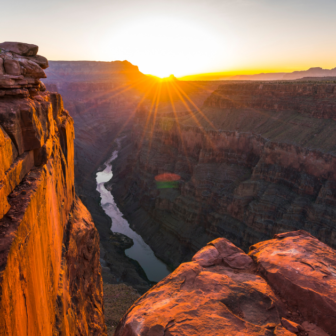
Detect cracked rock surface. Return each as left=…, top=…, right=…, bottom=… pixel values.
left=115, top=231, right=335, bottom=336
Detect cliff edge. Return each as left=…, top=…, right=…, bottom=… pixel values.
left=0, top=42, right=106, bottom=335
left=115, top=230, right=336, bottom=336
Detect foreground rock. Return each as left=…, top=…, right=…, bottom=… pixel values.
left=115, top=231, right=334, bottom=336
left=0, top=42, right=106, bottom=335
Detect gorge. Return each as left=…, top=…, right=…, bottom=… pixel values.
left=1, top=41, right=336, bottom=336
left=111, top=81, right=336, bottom=269
left=43, top=61, right=336, bottom=335
left=96, top=142, right=170, bottom=282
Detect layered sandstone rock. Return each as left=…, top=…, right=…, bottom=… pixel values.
left=0, top=42, right=106, bottom=336
left=115, top=231, right=335, bottom=336
left=111, top=82, right=336, bottom=269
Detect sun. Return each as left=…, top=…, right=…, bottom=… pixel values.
left=101, top=17, right=227, bottom=78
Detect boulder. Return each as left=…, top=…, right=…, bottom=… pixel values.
left=115, top=232, right=334, bottom=336
left=0, top=42, right=38, bottom=56
left=30, top=55, right=49, bottom=69
left=249, top=230, right=336, bottom=336
left=0, top=42, right=47, bottom=92
left=0, top=58, right=4, bottom=75
left=281, top=318, right=301, bottom=333
left=210, top=237, right=254, bottom=269
left=3, top=59, right=21, bottom=76
left=115, top=238, right=289, bottom=336
left=192, top=237, right=253, bottom=269
left=15, top=57, right=46, bottom=78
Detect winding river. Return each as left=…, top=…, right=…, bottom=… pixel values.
left=96, top=142, right=170, bottom=282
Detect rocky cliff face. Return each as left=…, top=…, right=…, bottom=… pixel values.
left=0, top=42, right=106, bottom=335
left=115, top=230, right=336, bottom=336
left=43, top=61, right=153, bottom=293
left=111, top=82, right=336, bottom=269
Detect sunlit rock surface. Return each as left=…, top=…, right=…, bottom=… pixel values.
left=115, top=231, right=335, bottom=336
left=0, top=42, right=106, bottom=336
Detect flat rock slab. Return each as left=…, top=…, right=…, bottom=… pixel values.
left=115, top=238, right=293, bottom=336
left=249, top=230, right=336, bottom=335
left=115, top=232, right=334, bottom=336
left=0, top=42, right=38, bottom=56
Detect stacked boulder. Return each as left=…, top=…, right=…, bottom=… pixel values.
left=0, top=41, right=48, bottom=97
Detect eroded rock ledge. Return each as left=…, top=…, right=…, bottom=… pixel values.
left=0, top=42, right=106, bottom=335
left=115, top=230, right=335, bottom=336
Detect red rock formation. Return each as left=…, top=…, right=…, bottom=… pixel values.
left=115, top=231, right=335, bottom=336
left=0, top=42, right=106, bottom=336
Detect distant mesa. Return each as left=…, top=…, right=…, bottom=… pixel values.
left=44, top=59, right=145, bottom=83
left=181, top=67, right=336, bottom=81
left=230, top=67, right=336, bottom=81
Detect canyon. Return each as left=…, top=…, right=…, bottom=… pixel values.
left=43, top=62, right=223, bottom=290
left=0, top=42, right=106, bottom=335
left=42, top=61, right=336, bottom=335
left=111, top=81, right=336, bottom=270
left=2, top=41, right=336, bottom=336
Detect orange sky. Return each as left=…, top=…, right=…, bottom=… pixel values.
left=2, top=0, right=336, bottom=78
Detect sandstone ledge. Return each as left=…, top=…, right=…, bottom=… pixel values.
left=115, top=231, right=335, bottom=336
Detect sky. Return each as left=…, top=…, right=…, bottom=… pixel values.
left=1, top=0, right=336, bottom=78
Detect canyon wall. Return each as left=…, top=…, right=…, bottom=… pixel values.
left=44, top=62, right=153, bottom=293
left=115, top=230, right=336, bottom=336
left=112, top=82, right=336, bottom=269
left=43, top=65, right=222, bottom=291
left=0, top=42, right=106, bottom=335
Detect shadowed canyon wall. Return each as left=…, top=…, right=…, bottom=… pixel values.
left=111, top=82, right=336, bottom=269
left=44, top=61, right=154, bottom=293
left=0, top=42, right=106, bottom=335
left=43, top=65, right=223, bottom=291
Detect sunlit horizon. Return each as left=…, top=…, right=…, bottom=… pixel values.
left=4, top=0, right=336, bottom=80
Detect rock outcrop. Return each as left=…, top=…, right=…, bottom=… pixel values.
left=111, top=82, right=336, bottom=269
left=0, top=42, right=106, bottom=335
left=115, top=231, right=336, bottom=336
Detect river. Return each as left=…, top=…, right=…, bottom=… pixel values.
left=96, top=142, right=170, bottom=282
